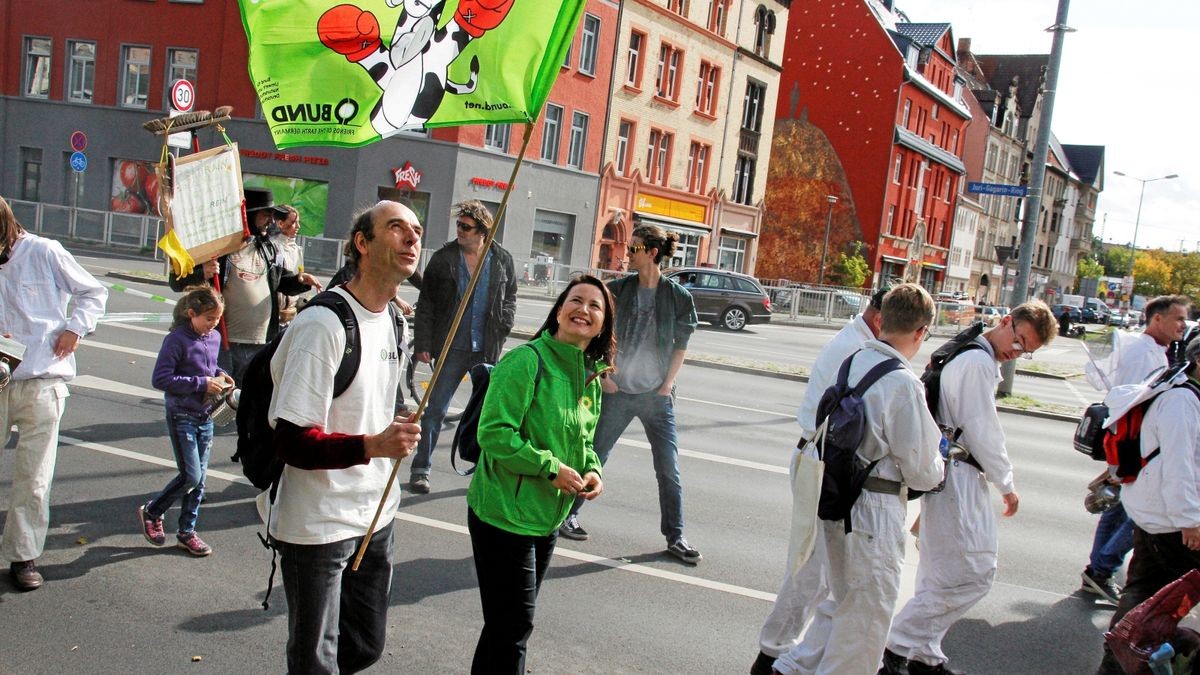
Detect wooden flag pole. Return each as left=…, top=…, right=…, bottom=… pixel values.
left=352, top=122, right=537, bottom=570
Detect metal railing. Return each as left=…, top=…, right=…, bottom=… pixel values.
left=758, top=281, right=871, bottom=323
left=10, top=198, right=348, bottom=274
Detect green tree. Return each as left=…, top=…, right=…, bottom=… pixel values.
left=831, top=241, right=871, bottom=287
left=1077, top=256, right=1104, bottom=282
left=1133, top=253, right=1173, bottom=297
left=1102, top=246, right=1132, bottom=277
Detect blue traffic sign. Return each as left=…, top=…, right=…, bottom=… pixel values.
left=967, top=181, right=1027, bottom=197
left=70, top=151, right=88, bottom=173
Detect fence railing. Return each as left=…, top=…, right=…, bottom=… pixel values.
left=10, top=199, right=348, bottom=274
left=759, top=282, right=871, bottom=323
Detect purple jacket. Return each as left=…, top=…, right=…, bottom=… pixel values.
left=152, top=324, right=226, bottom=414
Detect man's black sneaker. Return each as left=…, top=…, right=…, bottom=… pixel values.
left=878, top=648, right=909, bottom=675
left=558, top=515, right=589, bottom=541
left=1080, top=568, right=1120, bottom=604
left=906, top=659, right=964, bottom=675
left=666, top=537, right=702, bottom=565
left=751, top=650, right=776, bottom=675
left=409, top=475, right=430, bottom=495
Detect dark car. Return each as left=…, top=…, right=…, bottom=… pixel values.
left=1050, top=304, right=1083, bottom=323
left=666, top=267, right=772, bottom=331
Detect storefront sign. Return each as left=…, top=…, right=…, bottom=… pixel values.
left=393, top=162, right=422, bottom=190
left=635, top=193, right=706, bottom=223
left=470, top=176, right=511, bottom=190
left=239, top=148, right=329, bottom=166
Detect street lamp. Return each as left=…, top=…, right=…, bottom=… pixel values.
left=1112, top=171, right=1178, bottom=305
left=818, top=194, right=838, bottom=286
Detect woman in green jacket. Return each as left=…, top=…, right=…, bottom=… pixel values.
left=466, top=274, right=615, bottom=673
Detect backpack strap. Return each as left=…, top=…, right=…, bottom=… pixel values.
left=301, top=291, right=361, bottom=399
left=1143, top=379, right=1200, bottom=468
left=852, top=356, right=905, bottom=397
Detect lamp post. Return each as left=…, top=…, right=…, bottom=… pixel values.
left=818, top=194, right=838, bottom=286
left=1112, top=171, right=1178, bottom=307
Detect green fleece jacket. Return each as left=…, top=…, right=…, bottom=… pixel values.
left=467, top=332, right=606, bottom=536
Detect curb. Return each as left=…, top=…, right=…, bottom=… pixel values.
left=108, top=271, right=169, bottom=287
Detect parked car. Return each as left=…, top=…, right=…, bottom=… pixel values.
left=666, top=267, right=772, bottom=331
left=1083, top=299, right=1111, bottom=324
left=973, top=305, right=1008, bottom=327
left=1051, top=304, right=1083, bottom=323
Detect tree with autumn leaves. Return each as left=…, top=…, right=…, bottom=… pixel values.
left=1078, top=247, right=1200, bottom=305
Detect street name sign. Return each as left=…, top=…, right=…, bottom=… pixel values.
left=967, top=182, right=1028, bottom=197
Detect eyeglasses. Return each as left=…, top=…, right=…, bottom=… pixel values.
left=456, top=220, right=478, bottom=232
left=627, top=244, right=646, bottom=255
left=1011, top=321, right=1034, bottom=360
left=922, top=324, right=933, bottom=342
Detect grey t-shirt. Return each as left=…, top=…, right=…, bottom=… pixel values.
left=223, top=241, right=272, bottom=344
left=613, top=286, right=662, bottom=394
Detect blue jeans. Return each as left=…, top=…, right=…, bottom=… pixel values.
left=410, top=348, right=485, bottom=478
left=468, top=508, right=556, bottom=674
left=278, top=524, right=395, bottom=675
left=570, top=390, right=685, bottom=543
left=1089, top=502, right=1134, bottom=578
left=220, top=341, right=265, bottom=384
left=147, top=408, right=213, bottom=535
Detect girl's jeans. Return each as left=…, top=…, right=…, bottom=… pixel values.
left=147, top=408, right=213, bottom=535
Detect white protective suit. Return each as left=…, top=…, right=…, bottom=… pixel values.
left=758, top=315, right=875, bottom=658
left=1111, top=332, right=1169, bottom=388
left=886, top=336, right=1014, bottom=668
left=774, top=340, right=944, bottom=675
left=1120, top=382, right=1200, bottom=534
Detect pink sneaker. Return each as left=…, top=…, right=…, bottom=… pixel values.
left=176, top=532, right=212, bottom=557
left=138, top=504, right=166, bottom=546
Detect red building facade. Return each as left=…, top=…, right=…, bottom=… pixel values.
left=766, top=0, right=970, bottom=289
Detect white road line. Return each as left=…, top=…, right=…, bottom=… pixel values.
left=103, top=321, right=169, bottom=336
left=71, top=375, right=162, bottom=400
left=58, top=436, right=776, bottom=603
left=1063, top=378, right=1094, bottom=407
left=79, top=339, right=159, bottom=359
left=677, top=395, right=795, bottom=419
left=617, top=438, right=789, bottom=474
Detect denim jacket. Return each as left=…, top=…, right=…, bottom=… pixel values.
left=607, top=273, right=698, bottom=383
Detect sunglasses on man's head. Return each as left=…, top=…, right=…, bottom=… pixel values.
left=627, top=244, right=646, bottom=255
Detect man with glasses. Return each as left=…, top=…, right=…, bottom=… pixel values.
left=883, top=301, right=1056, bottom=675
left=411, top=200, right=516, bottom=494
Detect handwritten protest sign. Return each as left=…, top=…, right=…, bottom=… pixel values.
left=161, top=144, right=247, bottom=266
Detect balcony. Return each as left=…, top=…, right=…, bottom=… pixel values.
left=739, top=128, right=760, bottom=157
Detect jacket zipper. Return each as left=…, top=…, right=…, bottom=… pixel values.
left=514, top=475, right=524, bottom=498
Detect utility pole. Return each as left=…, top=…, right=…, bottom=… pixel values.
left=818, top=195, right=838, bottom=286
left=998, top=0, right=1073, bottom=397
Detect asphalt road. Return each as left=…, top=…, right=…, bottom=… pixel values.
left=0, top=251, right=1118, bottom=673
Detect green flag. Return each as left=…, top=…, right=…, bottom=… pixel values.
left=238, top=0, right=584, bottom=149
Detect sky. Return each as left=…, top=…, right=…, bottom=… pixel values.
left=894, top=0, right=1199, bottom=253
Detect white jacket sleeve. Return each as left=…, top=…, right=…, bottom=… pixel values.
left=49, top=241, right=108, bottom=337
left=1153, top=392, right=1200, bottom=530
left=884, top=376, right=946, bottom=491
left=945, top=353, right=1015, bottom=494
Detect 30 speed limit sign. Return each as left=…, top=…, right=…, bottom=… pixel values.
left=170, top=79, right=195, bottom=113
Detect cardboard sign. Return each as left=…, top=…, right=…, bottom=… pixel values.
left=161, top=144, right=247, bottom=264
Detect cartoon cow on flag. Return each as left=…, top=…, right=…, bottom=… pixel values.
left=318, top=0, right=515, bottom=136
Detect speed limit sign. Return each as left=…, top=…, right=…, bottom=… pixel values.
left=170, top=79, right=195, bottom=113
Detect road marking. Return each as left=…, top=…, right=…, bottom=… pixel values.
left=78, top=339, right=160, bottom=359
left=678, top=395, right=795, bottom=419
left=99, top=313, right=173, bottom=326
left=617, top=437, right=789, bottom=474
left=59, top=436, right=777, bottom=603
left=102, top=321, right=169, bottom=336
left=71, top=375, right=162, bottom=400
left=1063, top=378, right=1094, bottom=407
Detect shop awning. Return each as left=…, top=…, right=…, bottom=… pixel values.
left=880, top=255, right=908, bottom=264
left=635, top=212, right=710, bottom=236
left=719, top=226, right=758, bottom=238
left=920, top=262, right=947, bottom=271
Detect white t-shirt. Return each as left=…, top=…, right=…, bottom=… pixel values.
left=258, top=286, right=404, bottom=545
left=223, top=240, right=273, bottom=344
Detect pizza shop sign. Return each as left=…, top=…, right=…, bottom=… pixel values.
left=392, top=162, right=423, bottom=190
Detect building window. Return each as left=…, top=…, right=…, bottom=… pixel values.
left=753, top=6, right=776, bottom=57
left=695, top=61, right=719, bottom=116
left=24, top=37, right=52, bottom=98
left=718, top=236, right=747, bottom=271
left=164, top=48, right=198, bottom=109
left=532, top=210, right=575, bottom=267
left=567, top=112, right=589, bottom=169
left=563, top=39, right=572, bottom=68
left=646, top=128, right=672, bottom=185
left=951, top=129, right=959, bottom=154
left=732, top=154, right=755, bottom=205
left=886, top=205, right=896, bottom=234
left=20, top=147, right=43, bottom=201
left=121, top=45, right=152, bottom=108
left=893, top=155, right=903, bottom=183
left=686, top=141, right=710, bottom=194
left=902, top=99, right=911, bottom=128
left=944, top=176, right=953, bottom=201
left=667, top=0, right=688, bottom=16
left=931, top=103, right=939, bottom=120
left=67, top=40, right=96, bottom=103
left=579, top=13, right=599, bottom=76
left=626, top=31, right=645, bottom=88
left=615, top=120, right=634, bottom=176
left=540, top=104, right=563, bottom=163
left=742, top=80, right=766, bottom=132
left=669, top=232, right=701, bottom=267
left=708, top=0, right=730, bottom=35
left=655, top=43, right=682, bottom=102
left=484, top=124, right=511, bottom=152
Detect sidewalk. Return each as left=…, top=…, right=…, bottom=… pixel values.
left=106, top=269, right=1080, bottom=423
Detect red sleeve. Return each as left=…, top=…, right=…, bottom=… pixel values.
left=273, top=418, right=369, bottom=470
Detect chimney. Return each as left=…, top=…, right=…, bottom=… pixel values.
left=957, top=38, right=972, bottom=66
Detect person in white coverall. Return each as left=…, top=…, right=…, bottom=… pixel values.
left=772, top=284, right=945, bottom=675
left=1079, top=295, right=1188, bottom=603
left=883, top=301, right=1057, bottom=675
left=751, top=287, right=889, bottom=675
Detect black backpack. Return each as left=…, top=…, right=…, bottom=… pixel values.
left=922, top=321, right=986, bottom=418
left=813, top=350, right=904, bottom=533
left=450, top=344, right=543, bottom=476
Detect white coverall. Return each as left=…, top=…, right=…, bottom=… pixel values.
left=758, top=315, right=875, bottom=657
left=774, top=340, right=945, bottom=675
left=886, top=337, right=1014, bottom=668
left=1111, top=332, right=1169, bottom=388
left=0, top=233, right=107, bottom=563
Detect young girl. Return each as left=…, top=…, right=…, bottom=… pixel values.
left=138, top=284, right=233, bottom=556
